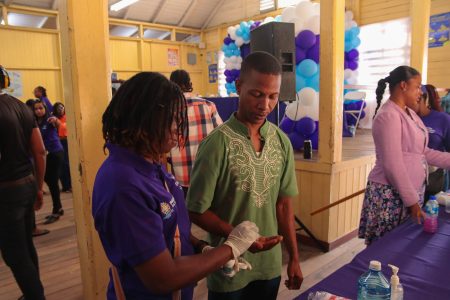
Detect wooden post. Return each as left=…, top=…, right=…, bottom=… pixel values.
left=410, top=0, right=431, bottom=82
left=59, top=0, right=111, bottom=299
left=2, top=5, right=8, bottom=25
left=318, top=0, right=345, bottom=164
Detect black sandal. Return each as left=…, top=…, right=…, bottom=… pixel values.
left=43, top=214, right=60, bottom=224
left=45, top=209, right=64, bottom=219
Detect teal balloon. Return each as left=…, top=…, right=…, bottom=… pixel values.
left=345, top=41, right=353, bottom=52
left=352, top=37, right=361, bottom=48
left=306, top=73, right=320, bottom=91
left=296, top=75, right=306, bottom=92
left=298, top=59, right=318, bottom=78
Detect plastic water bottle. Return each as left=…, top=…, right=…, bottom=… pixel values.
left=357, top=260, right=390, bottom=300
left=423, top=196, right=439, bottom=233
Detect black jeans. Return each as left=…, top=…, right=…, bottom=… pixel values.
left=59, top=139, right=71, bottom=191
left=0, top=180, right=45, bottom=300
left=45, top=151, right=64, bottom=214
left=208, top=276, right=281, bottom=300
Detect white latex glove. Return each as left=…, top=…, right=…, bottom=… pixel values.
left=224, top=221, right=259, bottom=258
left=221, top=257, right=252, bottom=278
left=202, top=246, right=252, bottom=278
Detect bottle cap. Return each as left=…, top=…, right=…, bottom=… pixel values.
left=388, top=264, right=400, bottom=288
left=369, top=260, right=381, bottom=271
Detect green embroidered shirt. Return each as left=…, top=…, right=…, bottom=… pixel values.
left=187, top=114, right=298, bottom=292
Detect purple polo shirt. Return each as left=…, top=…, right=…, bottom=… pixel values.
left=38, top=118, right=63, bottom=153
left=421, top=110, right=450, bottom=152
left=92, top=144, right=194, bottom=300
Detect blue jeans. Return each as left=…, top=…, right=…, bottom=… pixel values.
left=208, top=276, right=281, bottom=300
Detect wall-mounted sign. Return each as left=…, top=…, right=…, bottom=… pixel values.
left=168, top=48, right=180, bottom=66
left=208, top=64, right=218, bottom=83
left=429, top=12, right=449, bottom=48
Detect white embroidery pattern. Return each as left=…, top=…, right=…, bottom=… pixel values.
left=220, top=124, right=283, bottom=208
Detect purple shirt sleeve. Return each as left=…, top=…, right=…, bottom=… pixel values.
left=99, top=188, right=167, bottom=268
left=373, top=111, right=420, bottom=206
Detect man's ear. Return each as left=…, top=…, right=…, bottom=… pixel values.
left=235, top=79, right=242, bottom=95
left=400, top=80, right=407, bottom=92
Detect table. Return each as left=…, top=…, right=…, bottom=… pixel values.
left=205, top=97, right=287, bottom=125
left=295, top=208, right=450, bottom=300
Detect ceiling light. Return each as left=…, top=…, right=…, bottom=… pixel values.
left=110, top=0, right=139, bottom=12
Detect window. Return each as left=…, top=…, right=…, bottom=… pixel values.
left=109, top=24, right=139, bottom=37
left=6, top=12, right=57, bottom=29
left=356, top=18, right=411, bottom=128
left=143, top=28, right=171, bottom=40
left=357, top=18, right=411, bottom=87
left=260, top=0, right=275, bottom=12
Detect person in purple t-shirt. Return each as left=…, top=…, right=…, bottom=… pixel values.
left=92, top=72, right=259, bottom=300
left=34, top=86, right=53, bottom=112
left=33, top=99, right=64, bottom=224
left=417, top=84, right=450, bottom=198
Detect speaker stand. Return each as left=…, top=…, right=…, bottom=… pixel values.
left=294, top=215, right=327, bottom=253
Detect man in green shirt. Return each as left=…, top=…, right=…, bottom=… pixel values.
left=187, top=51, right=303, bottom=299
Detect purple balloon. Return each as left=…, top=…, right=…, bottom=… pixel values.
left=296, top=30, right=316, bottom=50
left=288, top=132, right=305, bottom=150
left=224, top=70, right=231, bottom=77
left=295, top=117, right=317, bottom=137
left=254, top=21, right=261, bottom=26
left=344, top=60, right=348, bottom=69
left=347, top=49, right=359, bottom=60
left=240, top=43, right=251, bottom=59
left=348, top=60, right=358, bottom=71
left=223, top=37, right=232, bottom=45
left=295, top=47, right=306, bottom=64
left=360, top=110, right=366, bottom=119
left=231, top=69, right=240, bottom=78
left=306, top=43, right=320, bottom=64
left=280, top=117, right=296, bottom=134
left=225, top=76, right=234, bottom=83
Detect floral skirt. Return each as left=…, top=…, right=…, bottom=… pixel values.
left=358, top=181, right=423, bottom=246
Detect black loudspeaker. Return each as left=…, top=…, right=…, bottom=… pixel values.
left=250, top=22, right=296, bottom=102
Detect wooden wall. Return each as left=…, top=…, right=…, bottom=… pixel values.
left=294, top=156, right=375, bottom=244
left=0, top=26, right=63, bottom=103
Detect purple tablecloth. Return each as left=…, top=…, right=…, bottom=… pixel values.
left=295, top=208, right=450, bottom=300
left=205, top=97, right=286, bottom=125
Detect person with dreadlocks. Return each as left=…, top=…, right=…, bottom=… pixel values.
left=0, top=65, right=46, bottom=299
left=358, top=66, right=450, bottom=246
left=92, top=72, right=259, bottom=300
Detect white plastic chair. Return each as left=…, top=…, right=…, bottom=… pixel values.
left=344, top=91, right=366, bottom=136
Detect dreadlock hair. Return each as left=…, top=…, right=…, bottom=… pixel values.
left=374, top=66, right=420, bottom=117
left=424, top=84, right=442, bottom=112
left=170, top=69, right=193, bottom=93
left=102, top=72, right=188, bottom=159
left=0, top=65, right=10, bottom=90
left=239, top=51, right=281, bottom=82
left=35, top=86, right=47, bottom=97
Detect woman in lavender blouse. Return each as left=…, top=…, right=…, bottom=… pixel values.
left=358, top=66, right=450, bottom=245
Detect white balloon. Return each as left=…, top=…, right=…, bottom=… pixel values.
left=344, top=69, right=353, bottom=80
left=347, top=75, right=357, bottom=85
left=235, top=63, right=242, bottom=70
left=298, top=87, right=317, bottom=106
left=345, top=10, right=354, bottom=22
left=235, top=37, right=244, bottom=47
left=281, top=6, right=296, bottom=22
left=312, top=3, right=320, bottom=16
left=350, top=20, right=357, bottom=28
left=307, top=97, right=319, bottom=120
left=230, top=92, right=238, bottom=97
left=285, top=102, right=305, bottom=121
left=294, top=19, right=305, bottom=35
left=295, top=1, right=315, bottom=18
left=304, top=15, right=320, bottom=34
left=264, top=16, right=275, bottom=23
left=237, top=56, right=243, bottom=63
left=227, top=26, right=235, bottom=36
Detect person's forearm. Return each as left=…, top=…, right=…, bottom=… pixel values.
left=276, top=197, right=299, bottom=262
left=137, top=245, right=233, bottom=294
left=189, top=210, right=234, bottom=238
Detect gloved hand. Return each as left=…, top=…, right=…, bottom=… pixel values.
left=224, top=221, right=260, bottom=258
left=202, top=246, right=252, bottom=278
